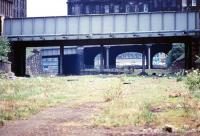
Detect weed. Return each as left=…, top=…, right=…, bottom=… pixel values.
left=176, top=76, right=183, bottom=82
left=0, top=75, right=199, bottom=131
left=135, top=102, right=155, bottom=126
left=185, top=70, right=200, bottom=92
left=103, top=78, right=123, bottom=102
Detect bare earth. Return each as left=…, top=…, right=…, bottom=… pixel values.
left=0, top=101, right=199, bottom=136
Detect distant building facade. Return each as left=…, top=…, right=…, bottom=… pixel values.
left=0, top=0, right=27, bottom=18
left=67, top=0, right=199, bottom=15
left=0, top=0, right=26, bottom=35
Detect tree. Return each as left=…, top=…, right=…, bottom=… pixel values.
left=0, top=36, right=10, bottom=61
left=166, top=43, right=185, bottom=67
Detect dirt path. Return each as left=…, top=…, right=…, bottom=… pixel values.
left=0, top=101, right=199, bottom=136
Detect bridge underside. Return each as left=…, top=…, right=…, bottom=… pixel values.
left=10, top=36, right=200, bottom=76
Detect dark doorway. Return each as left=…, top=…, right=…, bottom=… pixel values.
left=63, top=54, right=80, bottom=75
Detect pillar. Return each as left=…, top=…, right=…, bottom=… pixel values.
left=105, top=46, right=110, bottom=69
left=185, top=42, right=192, bottom=70
left=191, top=41, right=200, bottom=69
left=59, top=45, right=64, bottom=75
left=146, top=44, right=152, bottom=69
left=77, top=47, right=84, bottom=70
left=142, top=49, right=146, bottom=73
left=100, top=45, right=104, bottom=71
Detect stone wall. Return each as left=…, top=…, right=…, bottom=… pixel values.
left=26, top=50, right=43, bottom=76
left=0, top=60, right=11, bottom=73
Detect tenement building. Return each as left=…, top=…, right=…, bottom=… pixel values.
left=0, top=0, right=26, bottom=35
left=67, top=0, right=199, bottom=15
left=0, top=0, right=27, bottom=18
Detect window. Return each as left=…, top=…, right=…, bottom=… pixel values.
left=96, top=5, right=100, bottom=14
left=188, top=0, right=192, bottom=6
left=154, top=0, right=158, bottom=8
left=85, top=5, right=90, bottom=14
left=114, top=5, right=119, bottom=13
left=134, top=4, right=139, bottom=12
left=138, top=2, right=143, bottom=12
left=162, top=0, right=168, bottom=9
left=192, top=0, right=196, bottom=6
left=143, top=4, right=148, bottom=12
left=182, top=0, right=187, bottom=7
left=171, top=0, right=176, bottom=7
left=126, top=4, right=130, bottom=12
left=74, top=4, right=80, bottom=14
left=71, top=6, right=75, bottom=15
left=105, top=5, right=109, bottom=13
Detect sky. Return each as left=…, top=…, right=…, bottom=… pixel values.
left=27, top=0, right=68, bottom=17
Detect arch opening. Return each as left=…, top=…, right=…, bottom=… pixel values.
left=152, top=52, right=168, bottom=69
left=94, top=54, right=104, bottom=69
left=116, top=52, right=146, bottom=69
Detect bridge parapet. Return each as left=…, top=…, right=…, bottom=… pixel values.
left=3, top=11, right=200, bottom=41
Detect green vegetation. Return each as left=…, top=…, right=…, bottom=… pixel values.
left=166, top=44, right=185, bottom=67
left=0, top=36, right=10, bottom=61
left=0, top=76, right=106, bottom=122
left=0, top=75, right=200, bottom=131
left=186, top=70, right=200, bottom=92
left=94, top=76, right=200, bottom=130
left=185, top=69, right=200, bottom=102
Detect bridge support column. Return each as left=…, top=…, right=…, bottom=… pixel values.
left=59, top=45, right=64, bottom=75
left=146, top=44, right=152, bottom=69
left=11, top=45, right=26, bottom=76
left=105, top=46, right=110, bottom=69
left=191, top=41, right=200, bottom=68
left=139, top=46, right=148, bottom=76
left=185, top=41, right=192, bottom=70
left=142, top=50, right=146, bottom=73
left=100, top=45, right=104, bottom=72
left=77, top=47, right=84, bottom=71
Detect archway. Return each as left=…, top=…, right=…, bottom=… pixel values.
left=94, top=54, right=105, bottom=69
left=116, top=52, right=146, bottom=69
left=152, top=52, right=168, bottom=69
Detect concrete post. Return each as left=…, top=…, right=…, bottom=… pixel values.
left=59, top=45, right=64, bottom=75
left=147, top=44, right=152, bottom=69
left=77, top=46, right=84, bottom=70
left=100, top=45, right=104, bottom=72
left=185, top=42, right=192, bottom=70
left=105, top=46, right=110, bottom=69
left=142, top=50, right=146, bottom=73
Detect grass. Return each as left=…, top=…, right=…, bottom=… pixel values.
left=93, top=76, right=200, bottom=130
left=0, top=75, right=200, bottom=131
left=0, top=76, right=106, bottom=122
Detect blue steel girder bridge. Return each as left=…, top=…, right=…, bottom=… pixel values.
left=3, top=11, right=200, bottom=76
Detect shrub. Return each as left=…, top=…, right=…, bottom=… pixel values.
left=166, top=44, right=185, bottom=67
left=0, top=36, right=10, bottom=61
left=104, top=82, right=123, bottom=102
left=185, top=70, right=200, bottom=92
left=135, top=102, right=155, bottom=126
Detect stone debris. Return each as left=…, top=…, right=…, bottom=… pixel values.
left=168, top=92, right=182, bottom=98
left=162, top=124, right=176, bottom=133
left=0, top=71, right=16, bottom=80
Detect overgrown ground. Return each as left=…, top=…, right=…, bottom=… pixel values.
left=0, top=75, right=200, bottom=135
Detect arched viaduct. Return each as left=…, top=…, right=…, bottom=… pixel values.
left=2, top=11, right=199, bottom=76
left=84, top=44, right=172, bottom=69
